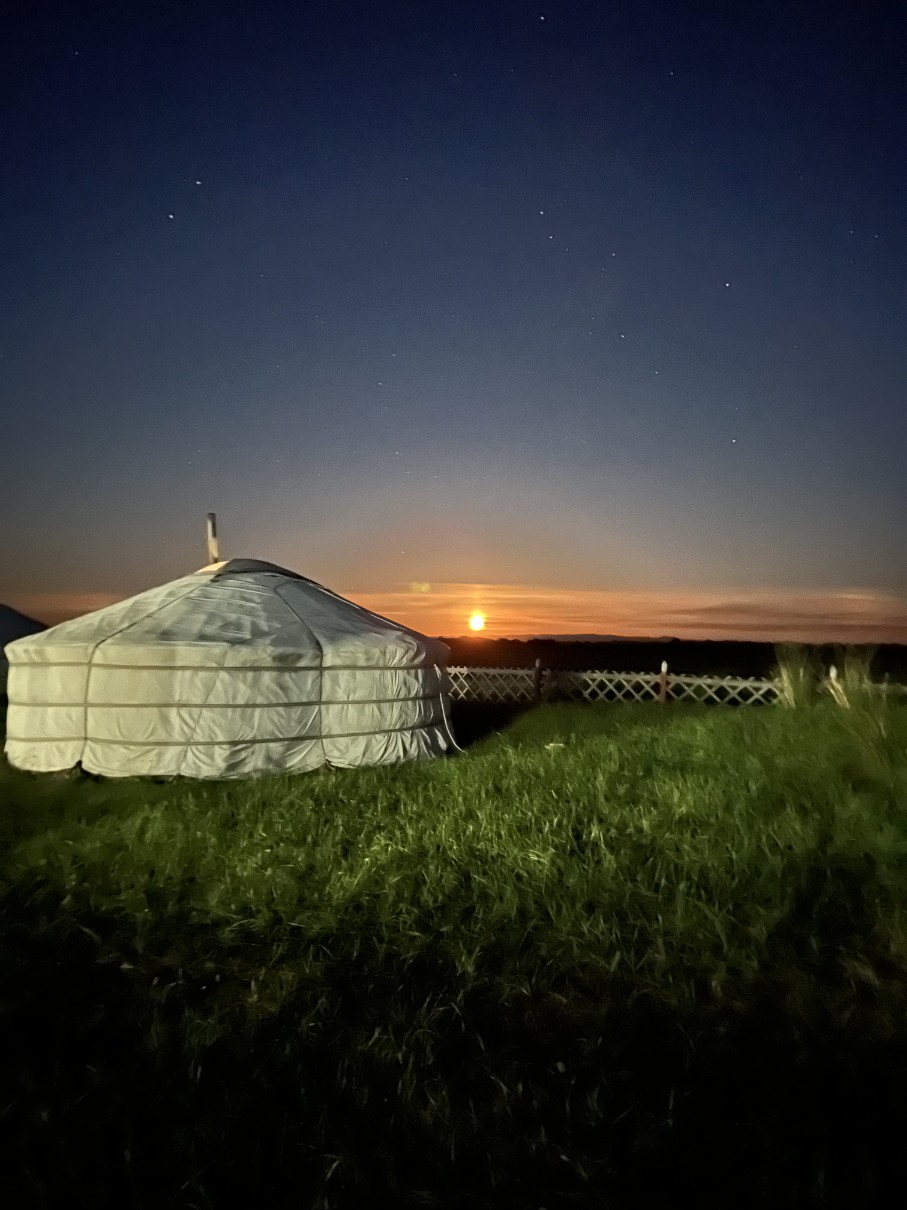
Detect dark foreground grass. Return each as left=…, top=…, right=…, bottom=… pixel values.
left=3, top=700, right=907, bottom=1208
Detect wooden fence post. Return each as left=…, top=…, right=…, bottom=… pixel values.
left=657, top=660, right=669, bottom=703
left=532, top=658, right=543, bottom=705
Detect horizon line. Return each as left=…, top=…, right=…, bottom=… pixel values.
left=5, top=580, right=907, bottom=646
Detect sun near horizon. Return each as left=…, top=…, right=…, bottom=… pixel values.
left=468, top=611, right=486, bottom=632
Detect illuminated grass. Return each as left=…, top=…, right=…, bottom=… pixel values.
left=3, top=698, right=907, bottom=1206
left=770, top=642, right=823, bottom=707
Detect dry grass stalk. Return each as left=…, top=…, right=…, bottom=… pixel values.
left=771, top=644, right=819, bottom=708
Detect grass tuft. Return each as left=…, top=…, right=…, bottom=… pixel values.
left=771, top=643, right=822, bottom=707
left=823, top=644, right=879, bottom=709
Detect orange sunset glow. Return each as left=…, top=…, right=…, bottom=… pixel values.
left=11, top=583, right=907, bottom=645
left=356, top=584, right=907, bottom=644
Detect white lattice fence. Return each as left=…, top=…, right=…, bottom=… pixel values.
left=448, top=666, right=781, bottom=705
left=548, top=670, right=663, bottom=704
left=446, top=666, right=536, bottom=703
left=667, top=674, right=778, bottom=706
left=447, top=666, right=906, bottom=707
left=546, top=669, right=780, bottom=706
left=447, top=663, right=783, bottom=706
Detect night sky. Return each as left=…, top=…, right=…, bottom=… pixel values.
left=2, top=1, right=905, bottom=641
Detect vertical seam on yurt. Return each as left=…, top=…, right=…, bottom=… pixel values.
left=272, top=581, right=329, bottom=767
left=303, top=584, right=449, bottom=752
left=79, top=581, right=209, bottom=771
left=175, top=649, right=229, bottom=777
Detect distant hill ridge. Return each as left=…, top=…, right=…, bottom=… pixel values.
left=479, top=634, right=670, bottom=642
left=438, top=635, right=907, bottom=680
left=0, top=604, right=44, bottom=629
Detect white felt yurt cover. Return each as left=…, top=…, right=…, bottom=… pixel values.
left=4, top=560, right=454, bottom=779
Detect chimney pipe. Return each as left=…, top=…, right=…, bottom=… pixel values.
left=206, top=512, right=219, bottom=563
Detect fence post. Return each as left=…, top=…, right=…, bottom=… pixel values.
left=657, top=660, right=669, bottom=703
left=532, top=658, right=543, bottom=705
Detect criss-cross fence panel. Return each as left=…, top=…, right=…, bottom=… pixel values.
left=446, top=666, right=780, bottom=705
left=548, top=669, right=779, bottom=706
left=447, top=666, right=907, bottom=707
left=546, top=670, right=662, bottom=704
left=446, top=666, right=536, bottom=703
left=663, top=674, right=778, bottom=706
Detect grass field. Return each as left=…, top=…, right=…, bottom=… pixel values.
left=3, top=692, right=907, bottom=1207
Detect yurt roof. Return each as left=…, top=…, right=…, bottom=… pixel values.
left=4, top=560, right=447, bottom=668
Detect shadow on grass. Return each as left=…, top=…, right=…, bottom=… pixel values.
left=3, top=887, right=906, bottom=1210
left=448, top=699, right=706, bottom=751
left=450, top=700, right=717, bottom=758
left=449, top=701, right=533, bottom=748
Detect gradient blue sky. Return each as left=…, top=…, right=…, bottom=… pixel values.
left=2, top=1, right=905, bottom=639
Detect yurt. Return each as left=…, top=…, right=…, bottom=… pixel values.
left=1, top=605, right=46, bottom=703
left=4, top=560, right=456, bottom=779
